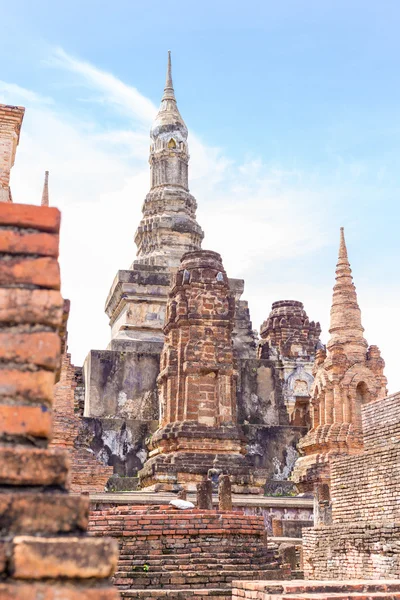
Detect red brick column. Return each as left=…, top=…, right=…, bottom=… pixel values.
left=0, top=203, right=119, bottom=599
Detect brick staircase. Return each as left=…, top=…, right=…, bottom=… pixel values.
left=119, top=591, right=230, bottom=599
left=89, top=505, right=285, bottom=598
left=232, top=580, right=400, bottom=600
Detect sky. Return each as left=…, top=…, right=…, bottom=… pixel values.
left=0, top=0, right=399, bottom=392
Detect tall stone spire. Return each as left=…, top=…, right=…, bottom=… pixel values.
left=292, top=227, right=387, bottom=494
left=133, top=52, right=204, bottom=267
left=162, top=50, right=175, bottom=101
left=41, top=170, right=49, bottom=206
left=327, top=227, right=367, bottom=359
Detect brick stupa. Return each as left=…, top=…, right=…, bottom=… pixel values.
left=292, top=228, right=387, bottom=493
left=139, top=249, right=263, bottom=492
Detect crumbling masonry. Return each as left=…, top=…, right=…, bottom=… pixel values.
left=0, top=200, right=119, bottom=598
left=80, top=53, right=321, bottom=490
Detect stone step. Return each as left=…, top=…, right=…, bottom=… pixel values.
left=116, top=558, right=277, bottom=569
left=113, top=568, right=283, bottom=589
left=116, top=563, right=280, bottom=576
left=117, top=559, right=279, bottom=570
left=120, top=589, right=231, bottom=599
left=118, top=550, right=274, bottom=560
left=231, top=580, right=400, bottom=600
left=116, top=553, right=279, bottom=565
left=256, top=594, right=400, bottom=600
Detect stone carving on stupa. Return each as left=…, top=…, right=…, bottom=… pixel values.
left=258, top=300, right=321, bottom=427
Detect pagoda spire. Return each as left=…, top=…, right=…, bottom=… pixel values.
left=41, top=171, right=49, bottom=207
left=327, top=227, right=367, bottom=355
left=162, top=50, right=176, bottom=102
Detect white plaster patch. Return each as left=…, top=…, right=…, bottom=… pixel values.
left=117, top=391, right=128, bottom=407
left=136, top=449, right=147, bottom=464
left=272, top=445, right=299, bottom=480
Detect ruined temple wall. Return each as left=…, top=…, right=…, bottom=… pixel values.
left=362, top=392, right=400, bottom=450
left=303, top=523, right=400, bottom=580
left=52, top=352, right=79, bottom=448
left=330, top=442, right=400, bottom=524
left=303, top=391, right=400, bottom=580
left=51, top=347, right=114, bottom=493
left=329, top=392, right=400, bottom=524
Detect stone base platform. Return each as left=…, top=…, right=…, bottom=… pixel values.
left=87, top=491, right=314, bottom=537
left=89, top=505, right=284, bottom=594
left=139, top=421, right=265, bottom=493
left=232, top=580, right=400, bottom=600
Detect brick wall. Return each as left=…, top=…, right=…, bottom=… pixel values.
left=362, top=392, right=400, bottom=450
left=0, top=202, right=119, bottom=598
left=330, top=443, right=400, bottom=523
left=51, top=349, right=114, bottom=493
left=303, top=523, right=400, bottom=580
left=89, top=505, right=283, bottom=593
left=302, top=392, right=400, bottom=580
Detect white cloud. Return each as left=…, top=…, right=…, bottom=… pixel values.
left=47, top=47, right=155, bottom=125
left=1, top=47, right=398, bottom=394
left=0, top=80, right=53, bottom=105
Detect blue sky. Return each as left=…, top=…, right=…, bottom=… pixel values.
left=1, top=1, right=399, bottom=391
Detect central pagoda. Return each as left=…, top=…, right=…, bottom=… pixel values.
left=83, top=53, right=205, bottom=419
left=105, top=51, right=204, bottom=355
left=134, top=51, right=204, bottom=268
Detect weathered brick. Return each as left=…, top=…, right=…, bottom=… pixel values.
left=0, top=369, right=55, bottom=402
left=0, top=204, right=60, bottom=233
left=12, top=536, right=118, bottom=579
left=50, top=353, right=113, bottom=493
left=0, top=256, right=60, bottom=289
left=0, top=541, right=7, bottom=574
left=0, top=493, right=88, bottom=534
left=0, top=332, right=61, bottom=368
left=0, top=447, right=68, bottom=487
left=0, top=230, right=59, bottom=257
left=0, top=288, right=64, bottom=326
left=88, top=505, right=282, bottom=592
left=0, top=171, right=117, bottom=596
left=139, top=250, right=251, bottom=492
left=0, top=404, right=52, bottom=438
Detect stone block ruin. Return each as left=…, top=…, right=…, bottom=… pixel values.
left=1, top=49, right=400, bottom=600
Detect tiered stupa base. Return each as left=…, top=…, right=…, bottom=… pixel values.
left=89, top=505, right=285, bottom=599
left=138, top=421, right=265, bottom=493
